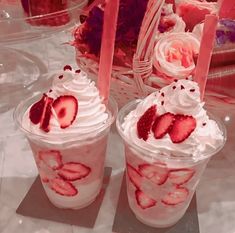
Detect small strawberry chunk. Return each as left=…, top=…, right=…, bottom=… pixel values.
left=168, top=168, right=195, bottom=185
left=137, top=105, right=157, bottom=141
left=40, top=96, right=54, bottom=132
left=38, top=150, right=62, bottom=170
left=49, top=178, right=78, bottom=196
left=135, top=189, right=157, bottom=209
left=139, top=163, right=169, bottom=185
left=63, top=65, right=72, bottom=71
left=58, top=162, right=91, bottom=181
left=29, top=94, right=47, bottom=124
left=53, top=95, right=78, bottom=129
left=162, top=186, right=189, bottom=205
left=169, top=114, right=196, bottom=143
left=152, top=112, right=175, bottom=139
left=126, top=164, right=142, bottom=189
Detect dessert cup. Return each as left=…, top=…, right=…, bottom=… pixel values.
left=116, top=99, right=226, bottom=228
left=14, top=93, right=117, bottom=209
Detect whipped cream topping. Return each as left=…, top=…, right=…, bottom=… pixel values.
left=23, top=69, right=108, bottom=140
left=154, top=33, right=200, bottom=79
left=122, top=79, right=224, bottom=158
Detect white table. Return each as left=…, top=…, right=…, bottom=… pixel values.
left=1, top=31, right=235, bottom=233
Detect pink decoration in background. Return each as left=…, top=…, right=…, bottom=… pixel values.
left=218, top=0, right=235, bottom=19
left=175, top=0, right=217, bottom=31
left=83, top=0, right=105, bottom=15
left=97, top=0, right=120, bottom=102
left=194, top=14, right=219, bottom=100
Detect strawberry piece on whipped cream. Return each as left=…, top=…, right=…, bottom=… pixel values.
left=40, top=96, right=53, bottom=132
left=52, top=95, right=78, bottom=129
left=29, top=93, right=53, bottom=132
left=29, top=94, right=47, bottom=125
left=169, top=114, right=196, bottom=143
left=137, top=105, right=157, bottom=141
left=152, top=112, right=175, bottom=139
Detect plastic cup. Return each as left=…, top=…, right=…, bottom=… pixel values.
left=14, top=93, right=117, bottom=209
left=116, top=99, right=226, bottom=228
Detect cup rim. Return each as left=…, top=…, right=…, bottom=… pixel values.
left=14, top=93, right=118, bottom=143
left=116, top=99, right=227, bottom=163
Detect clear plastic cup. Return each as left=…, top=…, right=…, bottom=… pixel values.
left=14, top=93, right=117, bottom=209
left=116, top=99, right=226, bottom=228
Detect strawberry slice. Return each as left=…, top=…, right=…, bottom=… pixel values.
left=38, top=150, right=62, bottom=170
left=126, top=164, right=142, bottom=189
left=29, top=94, right=47, bottom=124
left=52, top=95, right=78, bottom=129
left=58, top=162, right=91, bottom=181
left=169, top=114, right=196, bottom=143
left=162, top=186, right=189, bottom=205
left=152, top=112, right=175, bottom=139
left=135, top=189, right=157, bottom=209
left=168, top=169, right=195, bottom=185
left=139, top=163, right=168, bottom=185
left=137, top=105, right=157, bottom=141
left=40, top=96, right=54, bottom=132
left=49, top=178, right=78, bottom=196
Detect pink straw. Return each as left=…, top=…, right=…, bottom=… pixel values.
left=194, top=14, right=219, bottom=100
left=97, top=0, right=120, bottom=102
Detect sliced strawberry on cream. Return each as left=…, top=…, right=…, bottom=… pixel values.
left=137, top=105, right=157, bottom=141
left=63, top=65, right=72, bottom=71
left=38, top=150, right=63, bottom=170
left=162, top=186, right=189, bottom=205
left=139, top=163, right=169, bottom=185
left=168, top=168, right=195, bottom=185
left=52, top=95, right=78, bottom=129
left=126, top=163, right=142, bottom=189
left=58, top=162, right=91, bottom=181
left=29, top=93, right=53, bottom=132
left=40, top=96, right=54, bottom=132
left=152, top=112, right=175, bottom=139
left=169, top=114, right=196, bottom=143
left=29, top=94, right=47, bottom=124
left=135, top=189, right=157, bottom=209
left=49, top=178, right=78, bottom=197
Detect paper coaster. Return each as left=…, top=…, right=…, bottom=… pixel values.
left=16, top=167, right=112, bottom=228
left=112, top=173, right=200, bottom=233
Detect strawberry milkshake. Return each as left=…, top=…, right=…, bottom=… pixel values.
left=14, top=66, right=117, bottom=209
left=116, top=79, right=226, bottom=228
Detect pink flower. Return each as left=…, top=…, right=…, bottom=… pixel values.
left=175, top=0, right=218, bottom=31
left=153, top=32, right=200, bottom=79
left=157, top=13, right=186, bottom=36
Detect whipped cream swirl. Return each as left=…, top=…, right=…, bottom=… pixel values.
left=122, top=79, right=224, bottom=158
left=23, top=69, right=108, bottom=140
